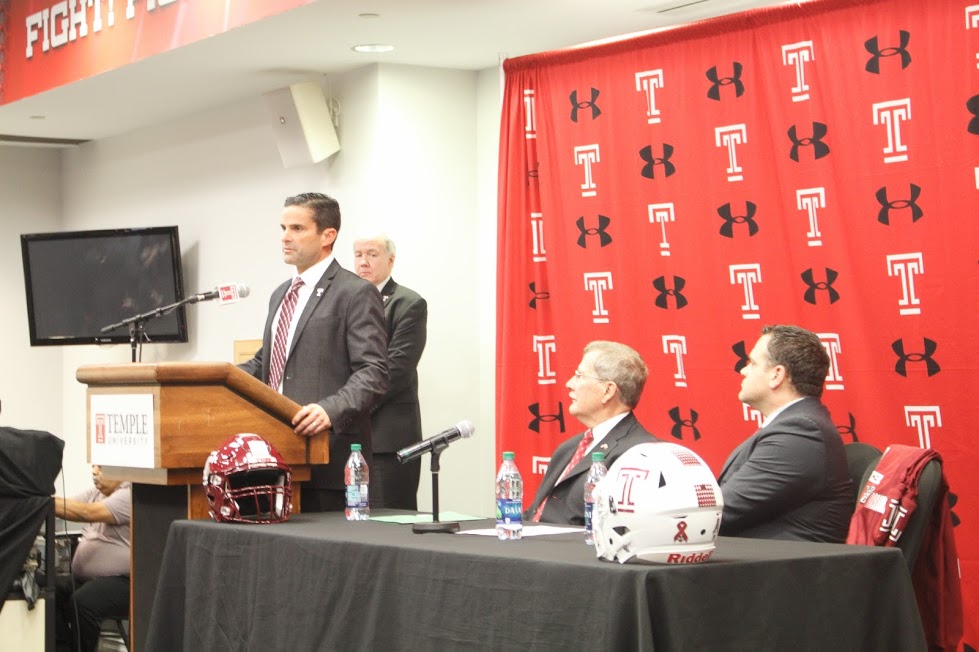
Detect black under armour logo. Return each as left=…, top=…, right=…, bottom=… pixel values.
left=731, top=341, right=749, bottom=373
left=717, top=201, right=759, bottom=238
left=528, top=402, right=566, bottom=434
left=652, top=276, right=688, bottom=309
left=948, top=492, right=960, bottom=527
left=569, top=88, right=601, bottom=122
left=801, top=267, right=840, bottom=304
left=967, top=95, right=979, bottom=135
left=640, top=144, right=676, bottom=178
left=706, top=62, right=745, bottom=101
left=788, top=122, right=830, bottom=161
left=527, top=162, right=540, bottom=185
left=876, top=184, right=922, bottom=225
left=836, top=413, right=859, bottom=442
left=575, top=215, right=613, bottom=248
left=864, top=31, right=911, bottom=74
left=668, top=407, right=701, bottom=441
left=892, top=338, right=940, bottom=377
left=528, top=282, right=549, bottom=309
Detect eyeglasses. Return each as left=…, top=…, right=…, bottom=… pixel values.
left=572, top=370, right=609, bottom=384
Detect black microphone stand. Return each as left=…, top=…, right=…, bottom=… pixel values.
left=412, top=441, right=460, bottom=534
left=101, top=294, right=202, bottom=363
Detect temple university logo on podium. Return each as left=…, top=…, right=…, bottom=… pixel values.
left=89, top=393, right=156, bottom=468
left=95, top=414, right=106, bottom=444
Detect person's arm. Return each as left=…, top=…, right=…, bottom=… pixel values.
left=238, top=344, right=265, bottom=380
left=54, top=496, right=117, bottom=524
left=719, top=417, right=827, bottom=533
left=380, top=295, right=427, bottom=400
left=294, top=279, right=390, bottom=435
left=324, top=280, right=390, bottom=426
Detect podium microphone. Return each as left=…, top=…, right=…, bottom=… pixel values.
left=189, top=282, right=250, bottom=304
left=396, top=420, right=474, bottom=464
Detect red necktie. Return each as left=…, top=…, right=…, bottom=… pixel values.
left=532, top=429, right=594, bottom=522
left=268, top=277, right=304, bottom=391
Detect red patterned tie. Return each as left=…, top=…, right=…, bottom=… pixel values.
left=268, top=277, right=304, bottom=391
left=532, top=429, right=594, bottom=522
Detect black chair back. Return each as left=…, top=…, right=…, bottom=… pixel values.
left=897, top=458, right=941, bottom=571
left=844, top=442, right=882, bottom=505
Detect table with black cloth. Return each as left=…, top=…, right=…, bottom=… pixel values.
left=145, top=513, right=925, bottom=651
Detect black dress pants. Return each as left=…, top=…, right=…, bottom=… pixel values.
left=56, top=575, right=129, bottom=652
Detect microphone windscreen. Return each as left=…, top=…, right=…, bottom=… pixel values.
left=456, top=420, right=475, bottom=439
left=237, top=283, right=251, bottom=298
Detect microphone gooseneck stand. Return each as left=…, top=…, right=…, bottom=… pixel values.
left=101, top=294, right=202, bottom=363
left=412, top=443, right=461, bottom=534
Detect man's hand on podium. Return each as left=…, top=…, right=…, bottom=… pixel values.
left=293, top=403, right=331, bottom=437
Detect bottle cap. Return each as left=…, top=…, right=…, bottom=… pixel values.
left=351, top=443, right=362, bottom=451
left=502, top=451, right=515, bottom=461
left=591, top=451, right=605, bottom=462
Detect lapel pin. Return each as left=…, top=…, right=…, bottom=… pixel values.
left=316, top=288, right=324, bottom=297
left=600, top=443, right=609, bottom=450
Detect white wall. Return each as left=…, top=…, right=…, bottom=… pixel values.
left=0, top=147, right=66, bottom=485
left=3, top=62, right=501, bottom=516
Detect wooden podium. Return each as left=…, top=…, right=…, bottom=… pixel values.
left=76, top=362, right=328, bottom=652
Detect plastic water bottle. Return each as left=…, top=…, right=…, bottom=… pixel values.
left=495, top=451, right=523, bottom=540
left=344, top=443, right=370, bottom=521
left=584, top=451, right=607, bottom=545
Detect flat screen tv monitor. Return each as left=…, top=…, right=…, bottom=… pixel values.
left=21, top=226, right=188, bottom=346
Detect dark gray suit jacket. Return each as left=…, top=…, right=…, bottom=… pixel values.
left=718, top=396, right=852, bottom=542
left=523, top=412, right=658, bottom=525
left=239, top=259, right=389, bottom=491
left=372, top=279, right=427, bottom=454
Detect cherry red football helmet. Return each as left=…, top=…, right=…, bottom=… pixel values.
left=203, top=433, right=292, bottom=524
left=592, top=442, right=723, bottom=564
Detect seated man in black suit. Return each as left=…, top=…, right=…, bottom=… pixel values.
left=718, top=324, right=852, bottom=542
left=524, top=340, right=659, bottom=525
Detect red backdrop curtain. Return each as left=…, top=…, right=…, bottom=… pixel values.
left=497, top=0, right=976, bottom=642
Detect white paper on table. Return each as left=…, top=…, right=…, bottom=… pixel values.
left=457, top=525, right=584, bottom=537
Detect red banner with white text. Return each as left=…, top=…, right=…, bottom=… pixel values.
left=0, top=0, right=312, bottom=104
left=498, top=0, right=977, bottom=644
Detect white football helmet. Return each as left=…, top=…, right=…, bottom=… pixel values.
left=592, top=442, right=723, bottom=564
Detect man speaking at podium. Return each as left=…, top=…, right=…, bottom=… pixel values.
left=239, top=192, right=389, bottom=512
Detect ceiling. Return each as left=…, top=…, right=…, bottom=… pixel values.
left=0, top=0, right=789, bottom=143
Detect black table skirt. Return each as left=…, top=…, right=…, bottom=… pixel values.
left=145, top=513, right=924, bottom=651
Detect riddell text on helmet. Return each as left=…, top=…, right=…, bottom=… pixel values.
left=666, top=550, right=714, bottom=564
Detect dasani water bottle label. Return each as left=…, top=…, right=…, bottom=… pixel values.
left=497, top=498, right=522, bottom=524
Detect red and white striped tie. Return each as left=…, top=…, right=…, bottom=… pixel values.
left=532, top=429, right=593, bottom=522
left=268, top=277, right=303, bottom=391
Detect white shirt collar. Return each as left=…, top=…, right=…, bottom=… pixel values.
left=296, top=254, right=334, bottom=287
left=375, top=275, right=392, bottom=293
left=585, top=412, right=630, bottom=455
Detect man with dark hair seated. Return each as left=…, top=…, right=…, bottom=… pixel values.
left=718, top=324, right=851, bottom=542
